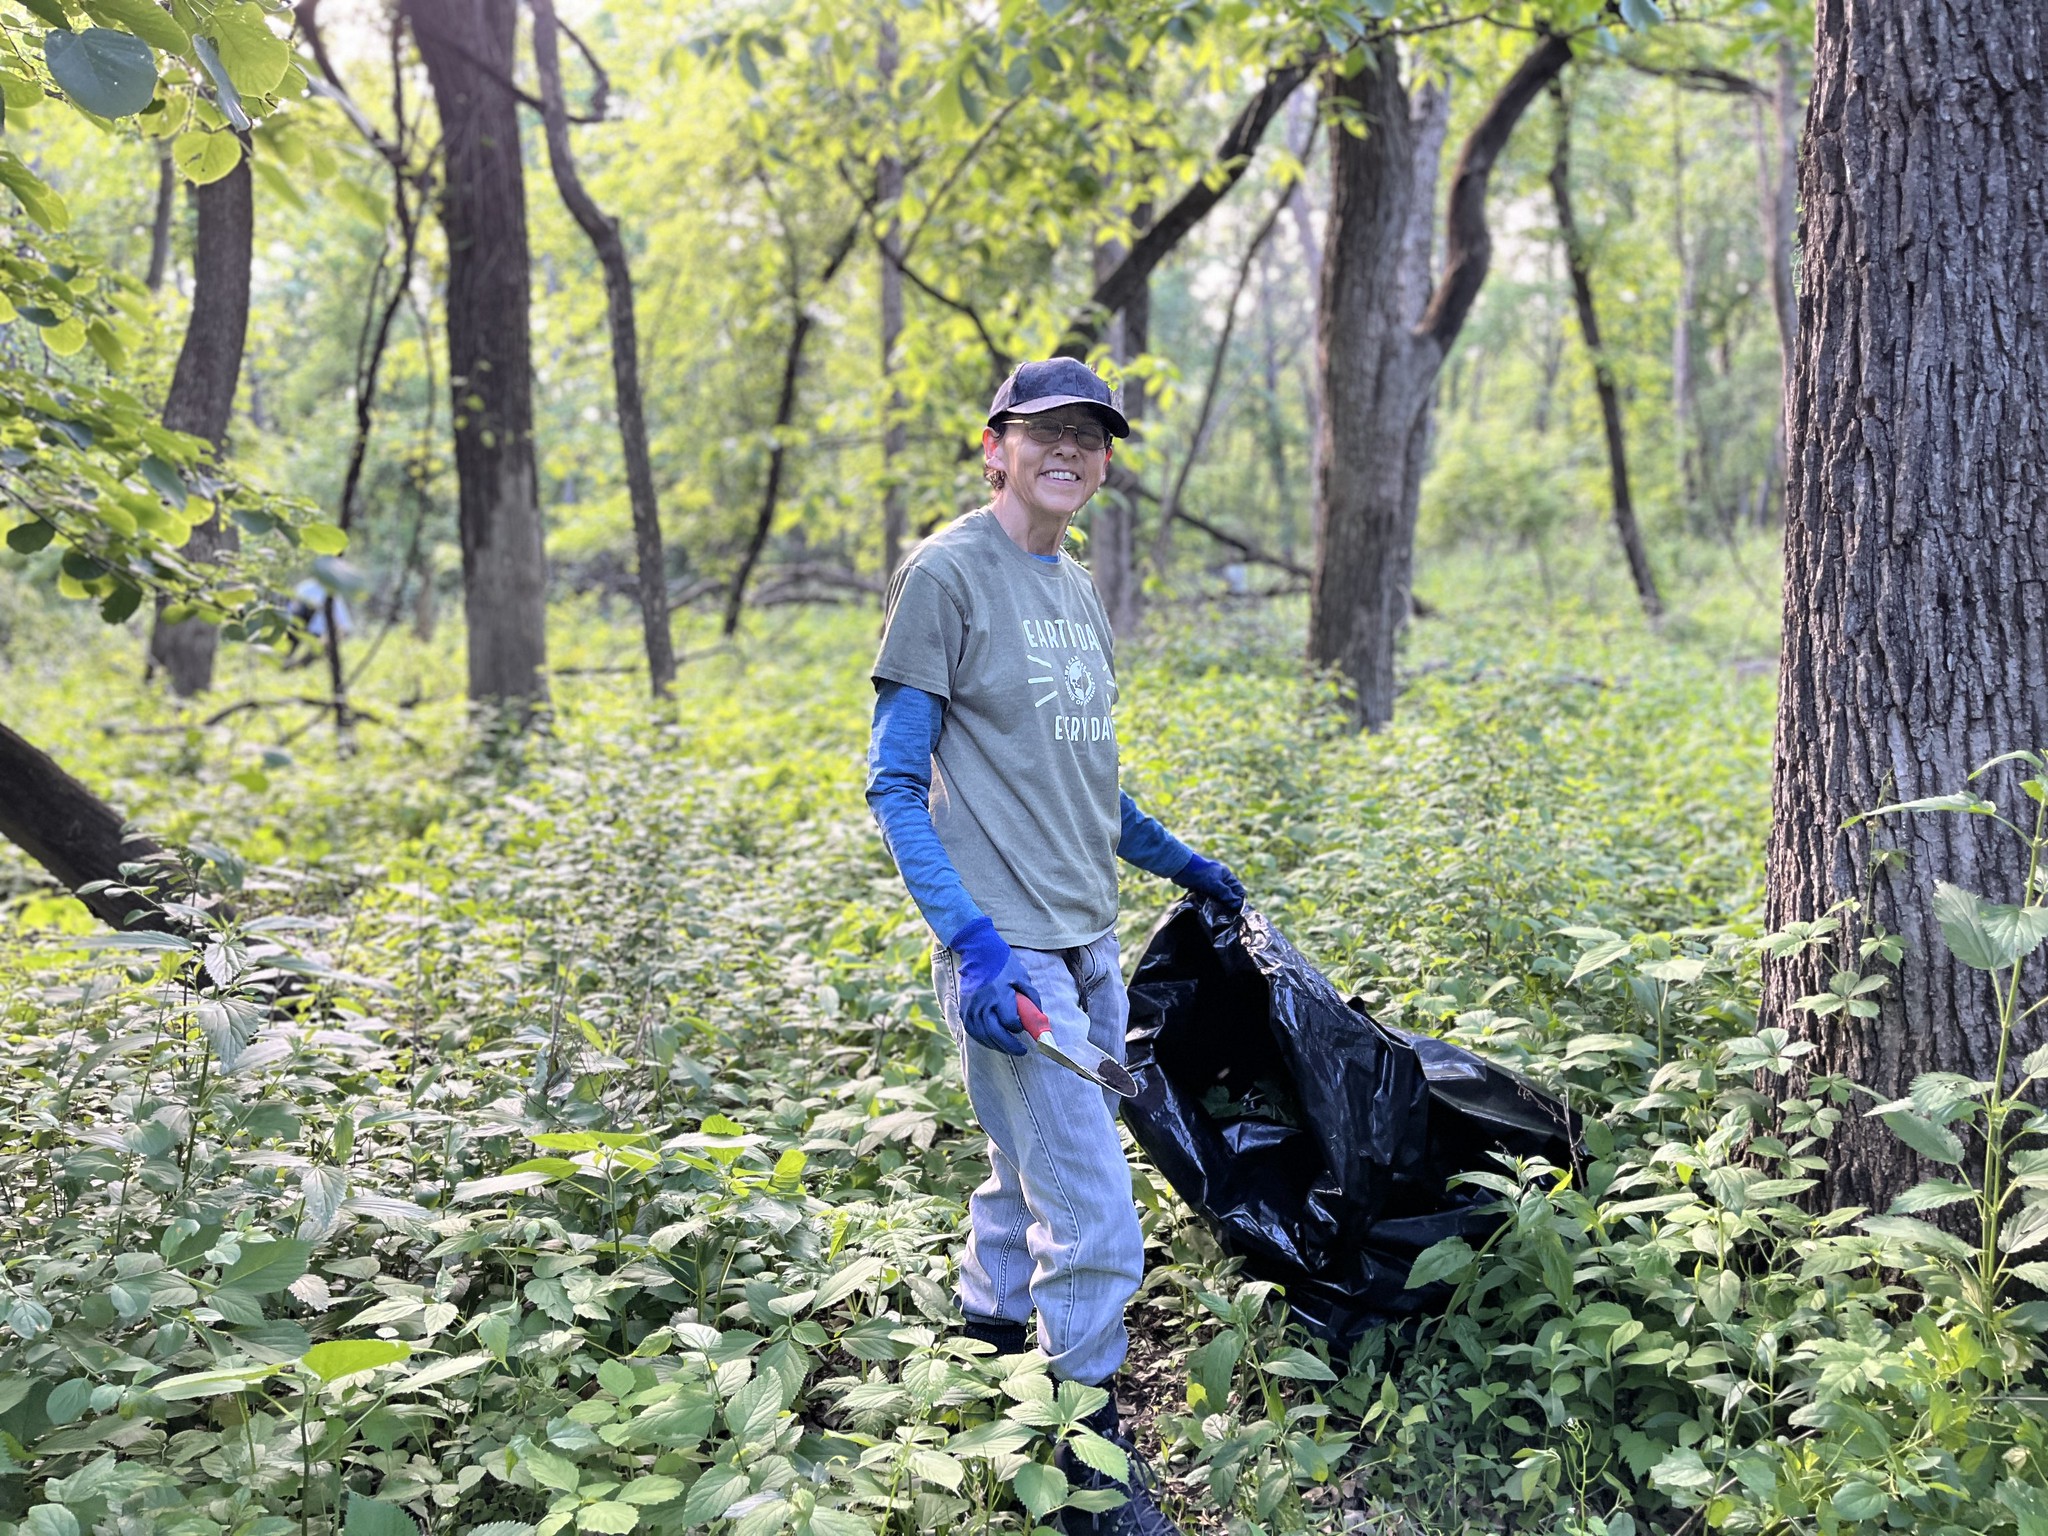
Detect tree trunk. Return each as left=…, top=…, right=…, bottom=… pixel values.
left=409, top=0, right=549, bottom=708
left=0, top=718, right=178, bottom=933
left=878, top=18, right=908, bottom=583
left=1090, top=227, right=1143, bottom=636
left=147, top=157, right=254, bottom=697
left=531, top=0, right=674, bottom=697
left=1310, top=35, right=1570, bottom=728
left=1549, top=81, right=1662, bottom=619
left=145, top=145, right=175, bottom=292
left=1671, top=86, right=1704, bottom=516
left=1765, top=0, right=2048, bottom=1216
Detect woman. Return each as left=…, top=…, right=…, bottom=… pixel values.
left=866, top=358, right=1244, bottom=1536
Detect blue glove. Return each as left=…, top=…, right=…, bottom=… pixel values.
left=949, top=916, right=1041, bottom=1055
left=1175, top=853, right=1246, bottom=914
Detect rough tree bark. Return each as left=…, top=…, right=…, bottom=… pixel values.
left=530, top=0, right=674, bottom=696
left=1309, top=36, right=1568, bottom=728
left=1549, top=79, right=1661, bottom=618
left=1765, top=2, right=2048, bottom=1216
left=408, top=0, right=550, bottom=708
left=147, top=157, right=253, bottom=697
left=0, top=719, right=176, bottom=933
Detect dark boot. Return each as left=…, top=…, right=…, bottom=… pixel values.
left=1054, top=1389, right=1183, bottom=1536
left=959, top=1311, right=1030, bottom=1356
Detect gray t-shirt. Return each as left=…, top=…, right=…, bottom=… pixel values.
left=872, top=507, right=1121, bottom=949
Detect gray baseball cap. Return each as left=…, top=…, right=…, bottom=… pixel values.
left=986, top=358, right=1131, bottom=438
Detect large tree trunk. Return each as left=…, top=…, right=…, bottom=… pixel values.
left=1765, top=1, right=2048, bottom=1216
left=147, top=159, right=253, bottom=697
left=1549, top=81, right=1661, bottom=619
left=531, top=0, right=674, bottom=697
left=1310, top=35, right=1570, bottom=728
left=409, top=0, right=549, bottom=708
left=0, top=719, right=176, bottom=933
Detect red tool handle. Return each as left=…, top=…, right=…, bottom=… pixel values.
left=1017, top=994, right=1051, bottom=1040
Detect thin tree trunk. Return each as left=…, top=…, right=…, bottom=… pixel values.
left=408, top=0, right=549, bottom=709
left=1766, top=0, right=2048, bottom=1217
left=1153, top=175, right=1297, bottom=577
left=531, top=0, right=674, bottom=696
left=1310, top=34, right=1571, bottom=729
left=1089, top=228, right=1142, bottom=635
left=147, top=157, right=254, bottom=697
left=145, top=145, right=174, bottom=292
left=0, top=718, right=177, bottom=933
left=878, top=18, right=908, bottom=583
left=1285, top=87, right=1327, bottom=551
left=723, top=216, right=863, bottom=636
left=1549, top=80, right=1662, bottom=620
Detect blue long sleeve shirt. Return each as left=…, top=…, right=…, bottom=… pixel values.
left=864, top=680, right=1195, bottom=946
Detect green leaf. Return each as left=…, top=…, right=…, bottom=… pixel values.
left=14, top=0, right=69, bottom=27
left=576, top=1503, right=636, bottom=1533
left=1617, top=0, right=1662, bottom=26
left=1405, top=1236, right=1474, bottom=1290
left=173, top=127, right=242, bottom=184
left=7, top=520, right=54, bottom=553
left=99, top=582, right=142, bottom=624
left=1065, top=1429, right=1129, bottom=1485
left=1933, top=882, right=2048, bottom=971
left=0, top=150, right=68, bottom=229
left=1889, top=1178, right=1976, bottom=1215
left=1568, top=938, right=1634, bottom=983
left=301, top=1340, right=411, bottom=1383
left=1832, top=1481, right=1890, bottom=1520
left=519, top=1444, right=580, bottom=1493
left=46, top=26, right=157, bottom=117
left=617, top=1477, right=683, bottom=1508
left=206, top=2, right=288, bottom=94
left=1259, top=1346, right=1336, bottom=1382
left=1649, top=1446, right=1712, bottom=1491
left=1862, top=1214, right=1975, bottom=1263
left=24, top=1506, right=79, bottom=1536
left=190, top=34, right=247, bottom=129
left=152, top=1363, right=277, bottom=1400
left=2001, top=1201, right=2048, bottom=1256
left=81, top=0, right=188, bottom=54
left=300, top=522, right=348, bottom=555
left=1012, top=1461, right=1069, bottom=1519
left=1876, top=1109, right=1964, bottom=1165
left=342, top=1495, right=418, bottom=1536
left=679, top=1465, right=746, bottom=1525
left=220, top=1238, right=312, bottom=1294
left=1996, top=1479, right=2048, bottom=1536
left=597, top=1359, right=637, bottom=1398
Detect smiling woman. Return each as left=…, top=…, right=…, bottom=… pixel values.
left=860, top=358, right=1248, bottom=1535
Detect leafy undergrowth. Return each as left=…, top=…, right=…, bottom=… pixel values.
left=6, top=596, right=2047, bottom=1535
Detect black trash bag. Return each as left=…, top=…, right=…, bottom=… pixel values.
left=1122, top=897, right=1581, bottom=1345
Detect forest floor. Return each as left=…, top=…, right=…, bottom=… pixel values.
left=0, top=541, right=1795, bottom=1534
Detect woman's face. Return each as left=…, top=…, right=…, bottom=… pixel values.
left=982, top=406, right=1113, bottom=521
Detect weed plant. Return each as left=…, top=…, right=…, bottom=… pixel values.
left=4, top=557, right=2043, bottom=1534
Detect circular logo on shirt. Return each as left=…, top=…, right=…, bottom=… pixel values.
left=1063, top=656, right=1097, bottom=706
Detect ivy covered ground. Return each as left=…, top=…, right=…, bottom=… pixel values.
left=8, top=575, right=2048, bottom=1535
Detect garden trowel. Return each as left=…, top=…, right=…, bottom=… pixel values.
left=1016, top=995, right=1137, bottom=1098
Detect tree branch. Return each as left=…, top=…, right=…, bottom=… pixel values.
left=1057, top=55, right=1318, bottom=357
left=1418, top=31, right=1576, bottom=349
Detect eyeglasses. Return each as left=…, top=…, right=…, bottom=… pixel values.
left=1001, top=417, right=1110, bottom=452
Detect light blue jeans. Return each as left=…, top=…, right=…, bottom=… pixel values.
left=932, top=931, right=1143, bottom=1385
